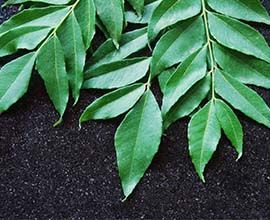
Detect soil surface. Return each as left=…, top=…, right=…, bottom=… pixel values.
left=0, top=1, right=270, bottom=219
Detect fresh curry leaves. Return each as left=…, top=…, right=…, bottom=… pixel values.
left=80, top=0, right=270, bottom=199
left=1, top=0, right=270, bottom=200
left=152, top=0, right=270, bottom=183
left=0, top=0, right=96, bottom=124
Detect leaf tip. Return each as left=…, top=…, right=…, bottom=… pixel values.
left=198, top=171, right=206, bottom=183
left=73, top=97, right=79, bottom=107
left=236, top=152, right=243, bottom=161
left=113, top=39, right=120, bottom=50
left=53, top=117, right=63, bottom=127
left=78, top=122, right=82, bottom=131
left=121, top=196, right=128, bottom=203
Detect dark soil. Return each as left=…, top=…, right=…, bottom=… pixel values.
left=0, top=1, right=270, bottom=219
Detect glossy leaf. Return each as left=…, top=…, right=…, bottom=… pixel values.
left=115, top=90, right=162, bottom=198
left=163, top=76, right=210, bottom=130
left=86, top=28, right=148, bottom=72
left=162, top=47, right=207, bottom=115
left=0, top=6, right=69, bottom=35
left=94, top=0, right=124, bottom=47
left=148, top=0, right=201, bottom=40
left=188, top=101, right=221, bottom=182
left=215, top=70, right=270, bottom=128
left=151, top=17, right=206, bottom=77
left=207, top=0, right=270, bottom=25
left=84, top=57, right=151, bottom=89
left=0, top=26, right=51, bottom=57
left=80, top=84, right=145, bottom=122
left=215, top=99, right=243, bottom=159
left=208, top=12, right=270, bottom=63
left=0, top=53, right=35, bottom=113
left=213, top=43, right=270, bottom=89
left=58, top=11, right=86, bottom=104
left=36, top=35, right=69, bottom=125
left=74, top=0, right=96, bottom=49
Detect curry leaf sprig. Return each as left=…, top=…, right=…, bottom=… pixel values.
left=81, top=0, right=270, bottom=199
left=151, top=0, right=270, bottom=183
left=0, top=0, right=126, bottom=125
left=1, top=0, right=270, bottom=200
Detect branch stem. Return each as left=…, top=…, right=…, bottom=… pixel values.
left=201, top=0, right=216, bottom=100
left=36, top=0, right=80, bottom=54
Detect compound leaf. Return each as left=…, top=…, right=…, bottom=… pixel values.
left=3, top=0, right=270, bottom=199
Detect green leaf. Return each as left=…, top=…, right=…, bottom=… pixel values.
left=162, top=47, right=207, bottom=115
left=208, top=12, right=270, bottom=63
left=84, top=57, right=151, bottom=89
left=74, top=0, right=96, bottom=49
left=57, top=11, right=86, bottom=104
left=163, top=75, right=211, bottom=130
left=207, top=0, right=270, bottom=25
left=36, top=35, right=69, bottom=125
left=94, top=0, right=124, bottom=47
left=213, top=43, right=270, bottom=89
left=80, top=83, right=145, bottom=123
left=215, top=99, right=243, bottom=159
left=115, top=90, right=162, bottom=199
left=0, top=26, right=51, bottom=57
left=188, top=100, right=221, bottom=182
left=151, top=17, right=206, bottom=77
left=127, top=0, right=144, bottom=16
left=85, top=28, right=148, bottom=72
left=215, top=70, right=270, bottom=128
left=0, top=6, right=69, bottom=36
left=148, top=0, right=201, bottom=40
left=0, top=53, right=36, bottom=113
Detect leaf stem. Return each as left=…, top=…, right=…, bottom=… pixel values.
left=201, top=0, right=216, bottom=100
left=36, top=0, right=81, bottom=54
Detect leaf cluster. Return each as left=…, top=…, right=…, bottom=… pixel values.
left=1, top=0, right=270, bottom=199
